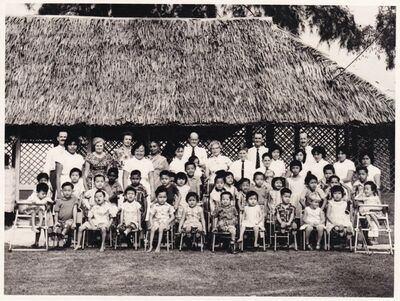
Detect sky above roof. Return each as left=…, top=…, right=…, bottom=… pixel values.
left=5, top=3, right=395, bottom=97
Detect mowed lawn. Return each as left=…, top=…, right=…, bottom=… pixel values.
left=4, top=193, right=394, bottom=297
left=4, top=247, right=394, bottom=296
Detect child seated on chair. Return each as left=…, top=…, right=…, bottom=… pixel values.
left=224, top=171, right=238, bottom=201
left=303, top=198, right=326, bottom=250
left=19, top=183, right=53, bottom=233
left=275, top=188, right=297, bottom=234
left=36, top=172, right=54, bottom=199
left=326, top=185, right=353, bottom=240
left=75, top=190, right=114, bottom=252
left=185, top=161, right=202, bottom=197
left=117, top=186, right=142, bottom=242
left=69, top=168, right=85, bottom=200
left=147, top=186, right=175, bottom=253
left=178, top=192, right=206, bottom=238
left=54, top=182, right=78, bottom=242
left=237, top=191, right=265, bottom=247
left=209, top=174, right=226, bottom=215
left=267, top=177, right=286, bottom=216
left=325, top=175, right=351, bottom=201
left=212, top=191, right=238, bottom=252
left=104, top=167, right=124, bottom=207
left=352, top=166, right=369, bottom=199
left=81, top=174, right=110, bottom=215
left=354, top=181, right=382, bottom=245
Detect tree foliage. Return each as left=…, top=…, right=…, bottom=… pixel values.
left=36, top=4, right=395, bottom=69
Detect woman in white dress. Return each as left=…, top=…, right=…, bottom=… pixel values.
left=205, top=140, right=232, bottom=184
left=309, top=146, right=330, bottom=181
left=359, top=150, right=381, bottom=190
left=333, top=147, right=356, bottom=189
left=55, top=136, right=84, bottom=196
left=123, top=142, right=155, bottom=198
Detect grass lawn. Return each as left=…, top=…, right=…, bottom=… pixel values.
left=4, top=193, right=394, bottom=297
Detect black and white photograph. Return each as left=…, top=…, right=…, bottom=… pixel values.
left=3, top=1, right=396, bottom=297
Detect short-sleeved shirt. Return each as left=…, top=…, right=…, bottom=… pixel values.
left=215, top=205, right=238, bottom=226
left=88, top=202, right=114, bottom=226
left=163, top=183, right=180, bottom=206
left=71, top=179, right=85, bottom=199
left=187, top=176, right=201, bottom=196
left=103, top=181, right=123, bottom=200
left=309, top=159, right=330, bottom=181
left=54, top=196, right=78, bottom=222
left=352, top=180, right=366, bottom=197
left=286, top=175, right=305, bottom=197
left=126, top=184, right=148, bottom=213
left=210, top=188, right=225, bottom=213
left=169, top=157, right=186, bottom=174
left=250, top=185, right=269, bottom=207
left=121, top=201, right=141, bottom=225
left=303, top=187, right=326, bottom=207
left=206, top=155, right=232, bottom=183
left=333, top=159, right=356, bottom=183
left=56, top=151, right=85, bottom=185
left=83, top=188, right=109, bottom=209
left=275, top=203, right=296, bottom=223
left=367, top=164, right=382, bottom=184
left=151, top=202, right=175, bottom=222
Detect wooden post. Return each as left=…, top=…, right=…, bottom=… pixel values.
left=245, top=125, right=253, bottom=149
left=14, top=132, right=21, bottom=200
left=265, top=124, right=275, bottom=147
left=294, top=125, right=300, bottom=150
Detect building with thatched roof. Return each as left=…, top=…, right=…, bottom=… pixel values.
left=5, top=15, right=395, bottom=194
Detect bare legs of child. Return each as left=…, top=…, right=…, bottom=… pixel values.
left=237, top=226, right=260, bottom=247
left=366, top=214, right=380, bottom=244
left=147, top=221, right=168, bottom=253
left=31, top=209, right=44, bottom=233
left=305, top=224, right=324, bottom=250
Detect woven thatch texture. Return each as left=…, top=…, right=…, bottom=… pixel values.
left=6, top=16, right=394, bottom=126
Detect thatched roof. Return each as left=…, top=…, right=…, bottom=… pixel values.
left=6, top=16, right=394, bottom=126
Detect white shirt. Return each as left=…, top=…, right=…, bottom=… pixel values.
left=206, top=155, right=232, bottom=183
left=248, top=146, right=269, bottom=169
left=43, top=145, right=66, bottom=175
left=309, top=159, right=330, bottom=181
left=229, top=159, right=256, bottom=182
left=269, top=159, right=286, bottom=177
left=56, top=151, right=85, bottom=185
left=123, top=157, right=154, bottom=190
left=334, top=159, right=356, bottom=183
left=182, top=145, right=208, bottom=165
left=169, top=157, right=186, bottom=174
left=121, top=201, right=141, bottom=225
left=367, top=164, right=381, bottom=183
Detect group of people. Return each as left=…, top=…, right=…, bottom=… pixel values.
left=6, top=129, right=385, bottom=252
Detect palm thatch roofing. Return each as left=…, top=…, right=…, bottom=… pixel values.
left=6, top=16, right=395, bottom=126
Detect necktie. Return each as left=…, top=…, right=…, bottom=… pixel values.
left=241, top=160, right=245, bottom=179
left=256, top=148, right=260, bottom=169
left=191, top=146, right=195, bottom=157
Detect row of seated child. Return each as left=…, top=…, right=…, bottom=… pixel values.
left=17, top=156, right=383, bottom=252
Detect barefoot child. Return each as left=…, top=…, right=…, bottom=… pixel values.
left=303, top=199, right=326, bottom=250
left=18, top=183, right=53, bottom=233
left=69, top=168, right=85, bottom=199
left=237, top=191, right=265, bottom=247
left=75, top=190, right=114, bottom=252
left=275, top=188, right=297, bottom=234
left=104, top=167, right=124, bottom=206
left=54, top=182, right=78, bottom=243
left=300, top=172, right=328, bottom=211
left=212, top=191, right=238, bottom=253
left=185, top=161, right=201, bottom=197
left=178, top=192, right=206, bottom=245
left=118, top=186, right=142, bottom=242
left=126, top=170, right=148, bottom=227
left=147, top=187, right=175, bottom=253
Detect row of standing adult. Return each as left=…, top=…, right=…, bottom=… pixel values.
left=44, top=130, right=382, bottom=199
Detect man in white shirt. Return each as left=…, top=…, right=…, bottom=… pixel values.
left=42, top=130, right=68, bottom=198
left=230, top=146, right=256, bottom=182
left=182, top=132, right=208, bottom=167
left=299, top=132, right=315, bottom=165
left=247, top=132, right=269, bottom=170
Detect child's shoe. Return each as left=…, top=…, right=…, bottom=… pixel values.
left=315, top=244, right=321, bottom=250
left=306, top=244, right=313, bottom=250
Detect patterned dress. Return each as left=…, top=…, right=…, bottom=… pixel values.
left=85, top=152, right=116, bottom=189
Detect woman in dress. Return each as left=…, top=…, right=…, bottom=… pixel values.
left=55, top=136, right=85, bottom=195
left=148, top=141, right=169, bottom=189
left=112, top=132, right=134, bottom=186
left=359, top=150, right=381, bottom=190
left=123, top=141, right=155, bottom=198
left=83, top=137, right=115, bottom=190
left=205, top=140, right=232, bottom=185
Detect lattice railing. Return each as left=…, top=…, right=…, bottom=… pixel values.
left=5, top=136, right=17, bottom=167
left=20, top=141, right=53, bottom=185
left=274, top=126, right=295, bottom=165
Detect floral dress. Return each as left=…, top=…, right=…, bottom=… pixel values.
left=85, top=152, right=116, bottom=189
